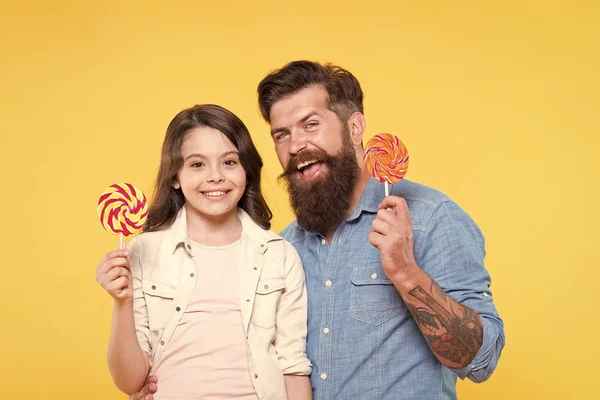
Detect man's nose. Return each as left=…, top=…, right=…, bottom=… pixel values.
left=289, top=131, right=308, bottom=155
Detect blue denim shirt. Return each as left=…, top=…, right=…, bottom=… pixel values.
left=281, top=178, right=505, bottom=399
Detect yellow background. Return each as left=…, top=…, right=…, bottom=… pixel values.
left=1, top=0, right=598, bottom=398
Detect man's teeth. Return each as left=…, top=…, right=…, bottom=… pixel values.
left=297, top=160, right=319, bottom=170
left=203, top=191, right=226, bottom=197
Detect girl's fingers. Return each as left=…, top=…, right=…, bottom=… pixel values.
left=106, top=276, right=130, bottom=293
left=106, top=266, right=131, bottom=281
left=97, top=250, right=130, bottom=274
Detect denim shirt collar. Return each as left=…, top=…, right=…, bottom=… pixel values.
left=347, top=177, right=386, bottom=222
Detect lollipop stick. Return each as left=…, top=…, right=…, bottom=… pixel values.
left=385, top=182, right=389, bottom=197
left=119, top=232, right=125, bottom=250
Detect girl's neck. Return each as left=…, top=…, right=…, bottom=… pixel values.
left=185, top=207, right=242, bottom=246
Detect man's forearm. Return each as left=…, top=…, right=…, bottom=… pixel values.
left=390, top=266, right=483, bottom=368
left=107, top=301, right=150, bottom=395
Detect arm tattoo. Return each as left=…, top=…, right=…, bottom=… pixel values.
left=405, top=281, right=483, bottom=367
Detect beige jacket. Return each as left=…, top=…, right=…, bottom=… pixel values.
left=128, top=207, right=311, bottom=399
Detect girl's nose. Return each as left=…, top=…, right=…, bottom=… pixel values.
left=207, top=168, right=225, bottom=183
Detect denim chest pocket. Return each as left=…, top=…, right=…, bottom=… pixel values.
left=142, top=279, right=177, bottom=331
left=349, top=264, right=403, bottom=326
left=252, top=277, right=285, bottom=329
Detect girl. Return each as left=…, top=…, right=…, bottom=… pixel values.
left=95, top=104, right=312, bottom=400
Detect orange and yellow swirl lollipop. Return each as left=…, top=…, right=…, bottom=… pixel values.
left=97, top=183, right=148, bottom=248
left=364, top=133, right=409, bottom=196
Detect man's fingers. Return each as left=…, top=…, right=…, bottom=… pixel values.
left=368, top=231, right=383, bottom=248
left=130, top=376, right=158, bottom=400
left=371, top=218, right=390, bottom=235
left=378, top=196, right=409, bottom=214
left=375, top=208, right=397, bottom=224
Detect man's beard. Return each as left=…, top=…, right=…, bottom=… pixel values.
left=279, top=133, right=359, bottom=235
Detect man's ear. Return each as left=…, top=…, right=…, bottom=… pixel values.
left=348, top=112, right=366, bottom=146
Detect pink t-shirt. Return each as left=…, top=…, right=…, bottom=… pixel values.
left=150, top=237, right=258, bottom=400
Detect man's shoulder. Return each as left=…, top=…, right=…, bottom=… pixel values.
left=392, top=179, right=469, bottom=231
left=392, top=179, right=451, bottom=208
left=279, top=220, right=307, bottom=245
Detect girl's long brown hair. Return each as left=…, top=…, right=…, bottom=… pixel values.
left=143, top=104, right=272, bottom=232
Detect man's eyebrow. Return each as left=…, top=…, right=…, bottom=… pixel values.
left=298, top=110, right=319, bottom=124
left=270, top=110, right=321, bottom=136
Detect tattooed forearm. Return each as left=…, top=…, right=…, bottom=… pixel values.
left=404, top=281, right=483, bottom=368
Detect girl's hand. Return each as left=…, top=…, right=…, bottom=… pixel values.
left=96, top=249, right=133, bottom=304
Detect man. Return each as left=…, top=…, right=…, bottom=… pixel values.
left=132, top=61, right=505, bottom=399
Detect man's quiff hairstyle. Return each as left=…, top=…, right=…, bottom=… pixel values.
left=257, top=60, right=364, bottom=124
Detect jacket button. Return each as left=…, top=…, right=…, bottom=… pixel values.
left=253, top=374, right=258, bottom=379
left=264, top=285, right=269, bottom=289
left=151, top=285, right=156, bottom=290
left=176, top=307, right=181, bottom=311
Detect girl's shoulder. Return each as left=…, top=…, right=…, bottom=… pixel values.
left=127, top=229, right=169, bottom=258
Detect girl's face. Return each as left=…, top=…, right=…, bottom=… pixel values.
left=174, top=126, right=246, bottom=222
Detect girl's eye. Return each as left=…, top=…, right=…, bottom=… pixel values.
left=191, top=162, right=204, bottom=168
left=224, top=159, right=238, bottom=166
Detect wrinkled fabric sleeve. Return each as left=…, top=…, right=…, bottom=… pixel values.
left=415, top=201, right=505, bottom=382
left=274, top=240, right=312, bottom=375
left=128, top=237, right=151, bottom=356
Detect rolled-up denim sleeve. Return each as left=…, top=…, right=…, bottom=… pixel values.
left=415, top=200, right=506, bottom=383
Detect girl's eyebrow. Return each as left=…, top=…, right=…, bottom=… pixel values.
left=184, top=153, right=205, bottom=160
left=184, top=150, right=239, bottom=160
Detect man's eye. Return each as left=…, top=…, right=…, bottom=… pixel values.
left=275, top=132, right=290, bottom=141
left=306, top=122, right=318, bottom=129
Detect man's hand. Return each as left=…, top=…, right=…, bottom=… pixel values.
left=368, top=195, right=419, bottom=281
left=129, top=375, right=158, bottom=400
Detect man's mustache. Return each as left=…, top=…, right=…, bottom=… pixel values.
left=281, top=149, right=330, bottom=178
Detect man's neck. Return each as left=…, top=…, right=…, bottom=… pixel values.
left=323, top=168, right=371, bottom=243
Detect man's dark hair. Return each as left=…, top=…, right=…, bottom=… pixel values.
left=257, top=60, right=364, bottom=123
